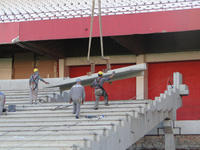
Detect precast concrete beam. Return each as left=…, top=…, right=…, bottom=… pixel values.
left=48, top=63, right=147, bottom=91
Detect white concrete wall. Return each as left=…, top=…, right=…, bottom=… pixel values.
left=0, top=78, right=63, bottom=90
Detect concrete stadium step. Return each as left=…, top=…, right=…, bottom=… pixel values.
left=6, top=92, right=59, bottom=97
left=5, top=100, right=148, bottom=105
left=4, top=91, right=59, bottom=94
left=0, top=125, right=113, bottom=132
left=1, top=112, right=133, bottom=119
left=0, top=127, right=107, bottom=133
left=1, top=108, right=123, bottom=116
left=5, top=101, right=30, bottom=105
left=3, top=92, right=59, bottom=98
left=0, top=147, right=73, bottom=150
left=9, top=100, right=148, bottom=105
left=0, top=120, right=121, bottom=127
left=2, top=88, right=59, bottom=93
left=0, top=130, right=104, bottom=136
left=13, top=105, right=146, bottom=111
left=0, top=135, right=94, bottom=141
left=5, top=95, right=58, bottom=100
left=0, top=140, right=86, bottom=148
left=0, top=115, right=125, bottom=122
left=1, top=111, right=140, bottom=119
left=4, top=107, right=134, bottom=114
left=5, top=100, right=51, bottom=104
left=15, top=101, right=148, bottom=107
left=5, top=94, right=59, bottom=100
left=4, top=101, right=148, bottom=112
left=5, top=101, right=149, bottom=108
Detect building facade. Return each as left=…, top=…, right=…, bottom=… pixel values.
left=0, top=0, right=200, bottom=149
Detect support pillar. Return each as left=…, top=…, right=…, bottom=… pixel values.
left=136, top=55, right=148, bottom=99
left=163, top=119, right=175, bottom=150
left=59, top=59, right=65, bottom=78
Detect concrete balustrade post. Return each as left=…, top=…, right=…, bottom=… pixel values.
left=163, top=119, right=175, bottom=150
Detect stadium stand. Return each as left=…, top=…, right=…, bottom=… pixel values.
left=0, top=0, right=200, bottom=23
left=0, top=72, right=188, bottom=150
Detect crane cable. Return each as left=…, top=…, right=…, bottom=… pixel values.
left=87, top=0, right=105, bottom=62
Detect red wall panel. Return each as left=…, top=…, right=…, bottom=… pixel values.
left=18, top=8, right=200, bottom=42
left=0, top=22, right=19, bottom=44
left=148, top=61, right=200, bottom=120
left=69, top=64, right=136, bottom=101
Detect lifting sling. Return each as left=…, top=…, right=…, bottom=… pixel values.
left=87, top=0, right=111, bottom=74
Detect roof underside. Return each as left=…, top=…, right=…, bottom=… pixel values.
left=1, top=30, right=200, bottom=58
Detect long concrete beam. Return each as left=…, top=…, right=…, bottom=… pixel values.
left=48, top=63, right=147, bottom=91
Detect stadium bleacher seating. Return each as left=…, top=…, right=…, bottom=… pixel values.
left=0, top=0, right=199, bottom=23
left=0, top=72, right=189, bottom=150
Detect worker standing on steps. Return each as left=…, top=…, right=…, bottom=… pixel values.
left=91, top=71, right=115, bottom=110
left=0, top=91, right=6, bottom=115
left=69, top=78, right=85, bottom=119
left=29, top=68, right=49, bottom=104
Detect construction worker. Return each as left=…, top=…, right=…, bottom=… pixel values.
left=69, top=78, right=85, bottom=119
left=29, top=68, right=49, bottom=104
left=0, top=92, right=6, bottom=115
left=91, top=71, right=115, bottom=110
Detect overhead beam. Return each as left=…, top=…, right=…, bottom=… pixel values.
left=110, top=35, right=145, bottom=54
left=16, top=42, right=44, bottom=55
left=145, top=51, right=200, bottom=63
left=26, top=42, right=65, bottom=58
left=65, top=55, right=136, bottom=66
left=63, top=51, right=200, bottom=66
left=16, top=42, right=63, bottom=59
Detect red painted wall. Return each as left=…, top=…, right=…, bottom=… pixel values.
left=0, top=22, right=19, bottom=44
left=148, top=60, right=200, bottom=120
left=14, top=8, right=200, bottom=42
left=1, top=9, right=200, bottom=44
left=69, top=64, right=136, bottom=101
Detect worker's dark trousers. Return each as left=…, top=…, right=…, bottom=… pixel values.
left=72, top=98, right=81, bottom=117
left=94, top=89, right=108, bottom=109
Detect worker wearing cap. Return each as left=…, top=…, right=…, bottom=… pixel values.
left=29, top=68, right=49, bottom=104
left=0, top=92, right=6, bottom=115
left=91, top=71, right=115, bottom=110
left=69, top=78, right=85, bottom=119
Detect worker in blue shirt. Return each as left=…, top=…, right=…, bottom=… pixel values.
left=29, top=68, right=49, bottom=104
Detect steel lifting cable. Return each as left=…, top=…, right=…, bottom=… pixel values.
left=87, top=0, right=95, bottom=62
left=87, top=0, right=105, bottom=62
left=98, top=0, right=105, bottom=59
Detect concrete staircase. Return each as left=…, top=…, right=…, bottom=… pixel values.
left=3, top=88, right=60, bottom=105
left=0, top=72, right=188, bottom=150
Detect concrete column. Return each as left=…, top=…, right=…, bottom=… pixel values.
left=59, top=59, right=65, bottom=78
left=136, top=55, right=148, bottom=99
left=163, top=119, right=175, bottom=150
